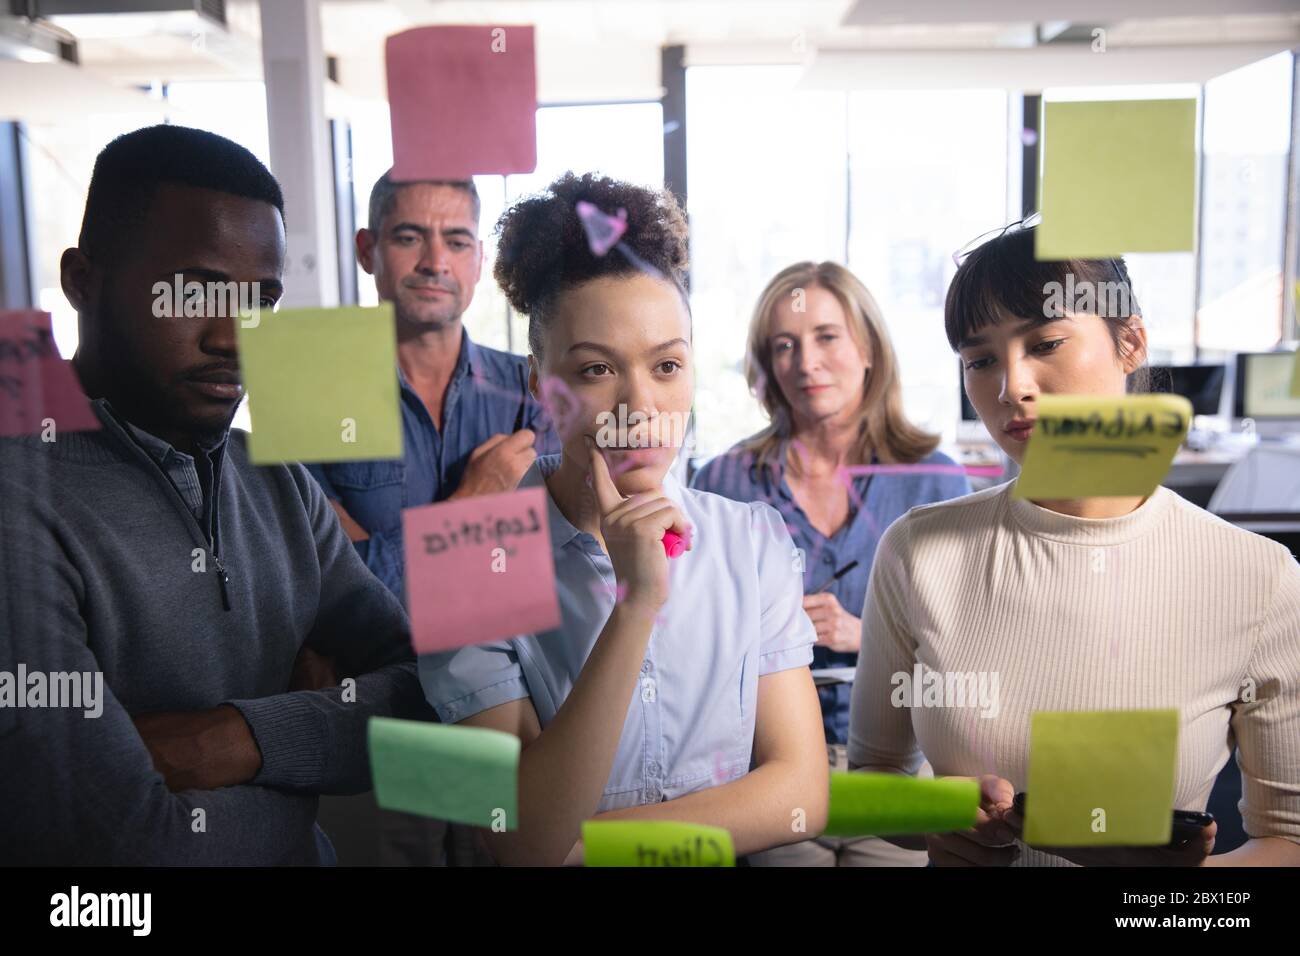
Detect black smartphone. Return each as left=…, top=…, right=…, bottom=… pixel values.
left=1011, top=792, right=1214, bottom=848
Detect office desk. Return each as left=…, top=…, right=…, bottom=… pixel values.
left=1213, top=512, right=1300, bottom=560
left=1165, top=447, right=1249, bottom=508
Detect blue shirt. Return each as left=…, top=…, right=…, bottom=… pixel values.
left=691, top=443, right=971, bottom=745
left=306, top=330, right=560, bottom=598
left=418, top=454, right=816, bottom=812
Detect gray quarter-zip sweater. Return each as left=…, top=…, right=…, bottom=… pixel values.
left=0, top=400, right=431, bottom=864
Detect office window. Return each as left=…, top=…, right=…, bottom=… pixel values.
left=1041, top=84, right=1201, bottom=366
left=845, top=88, right=1009, bottom=444
left=23, top=115, right=147, bottom=358
left=350, top=100, right=664, bottom=355
left=22, top=81, right=271, bottom=361
left=686, top=65, right=848, bottom=457
left=1197, top=51, right=1294, bottom=354
left=502, top=101, right=665, bottom=353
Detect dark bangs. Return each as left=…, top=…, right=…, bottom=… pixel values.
left=943, top=225, right=1136, bottom=351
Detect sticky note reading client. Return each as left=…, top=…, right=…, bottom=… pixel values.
left=824, top=772, right=979, bottom=837
left=1024, top=709, right=1179, bottom=847
left=1014, top=394, right=1191, bottom=500
left=236, top=304, right=401, bottom=465
left=402, top=486, right=561, bottom=654
left=369, top=718, right=519, bottom=828
left=583, top=821, right=735, bottom=867
left=0, top=310, right=99, bottom=437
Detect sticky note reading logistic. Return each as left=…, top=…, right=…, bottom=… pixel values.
left=582, top=821, right=735, bottom=867
left=386, top=25, right=537, bottom=180
left=0, top=311, right=99, bottom=437
left=1024, top=709, right=1179, bottom=847
left=402, top=486, right=561, bottom=654
left=823, top=772, right=980, bottom=837
left=1014, top=394, right=1191, bottom=500
left=236, top=304, right=401, bottom=465
left=1037, top=98, right=1197, bottom=259
left=368, top=717, right=519, bottom=828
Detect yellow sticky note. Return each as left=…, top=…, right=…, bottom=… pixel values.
left=1014, top=394, right=1190, bottom=499
left=236, top=304, right=401, bottom=464
left=1024, top=709, right=1179, bottom=847
left=582, top=821, right=735, bottom=867
left=825, top=772, right=979, bottom=836
left=1037, top=99, right=1197, bottom=259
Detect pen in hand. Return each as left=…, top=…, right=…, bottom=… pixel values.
left=813, top=559, right=859, bottom=594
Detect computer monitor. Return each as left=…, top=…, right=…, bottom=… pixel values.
left=1149, top=364, right=1225, bottom=417
left=959, top=361, right=1228, bottom=419
left=1234, top=352, right=1300, bottom=420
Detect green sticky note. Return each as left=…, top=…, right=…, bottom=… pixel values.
left=1024, top=709, right=1179, bottom=847
left=582, top=821, right=735, bottom=867
left=368, top=717, right=519, bottom=829
left=1037, top=98, right=1197, bottom=259
left=236, top=304, right=401, bottom=464
left=1014, top=394, right=1190, bottom=500
left=824, top=772, right=979, bottom=836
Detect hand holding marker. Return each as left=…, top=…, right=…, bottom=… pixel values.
left=584, top=430, right=689, bottom=559
left=585, top=435, right=691, bottom=614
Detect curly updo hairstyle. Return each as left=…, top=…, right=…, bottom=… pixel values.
left=493, top=171, right=690, bottom=359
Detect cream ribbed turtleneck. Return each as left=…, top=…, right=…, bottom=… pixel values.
left=849, top=481, right=1300, bottom=866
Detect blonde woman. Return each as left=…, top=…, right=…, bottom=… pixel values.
left=692, top=261, right=971, bottom=866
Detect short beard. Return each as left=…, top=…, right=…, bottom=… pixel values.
left=394, top=293, right=462, bottom=332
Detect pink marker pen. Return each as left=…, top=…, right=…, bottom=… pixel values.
left=662, top=530, right=686, bottom=558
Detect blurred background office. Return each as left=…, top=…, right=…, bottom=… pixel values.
left=2, top=0, right=1298, bottom=861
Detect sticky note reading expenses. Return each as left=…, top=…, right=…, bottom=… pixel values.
left=0, top=311, right=99, bottom=437
left=236, top=304, right=401, bottom=465
left=824, top=772, right=979, bottom=837
left=1037, top=98, right=1196, bottom=259
left=1015, top=394, right=1190, bottom=500
left=368, top=717, right=519, bottom=828
left=402, top=487, right=561, bottom=654
left=1024, top=709, right=1179, bottom=847
left=583, top=821, right=735, bottom=867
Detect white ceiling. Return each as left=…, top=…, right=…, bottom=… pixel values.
left=7, top=0, right=1300, bottom=113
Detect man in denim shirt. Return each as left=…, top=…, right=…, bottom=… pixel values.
left=306, top=171, right=558, bottom=864
left=307, top=171, right=559, bottom=600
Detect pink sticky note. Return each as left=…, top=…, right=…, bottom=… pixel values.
left=575, top=200, right=628, bottom=256
left=0, top=311, right=99, bottom=437
left=385, top=26, right=537, bottom=180
left=402, top=487, right=560, bottom=654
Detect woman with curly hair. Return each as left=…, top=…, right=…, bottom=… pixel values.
left=418, top=172, right=829, bottom=866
